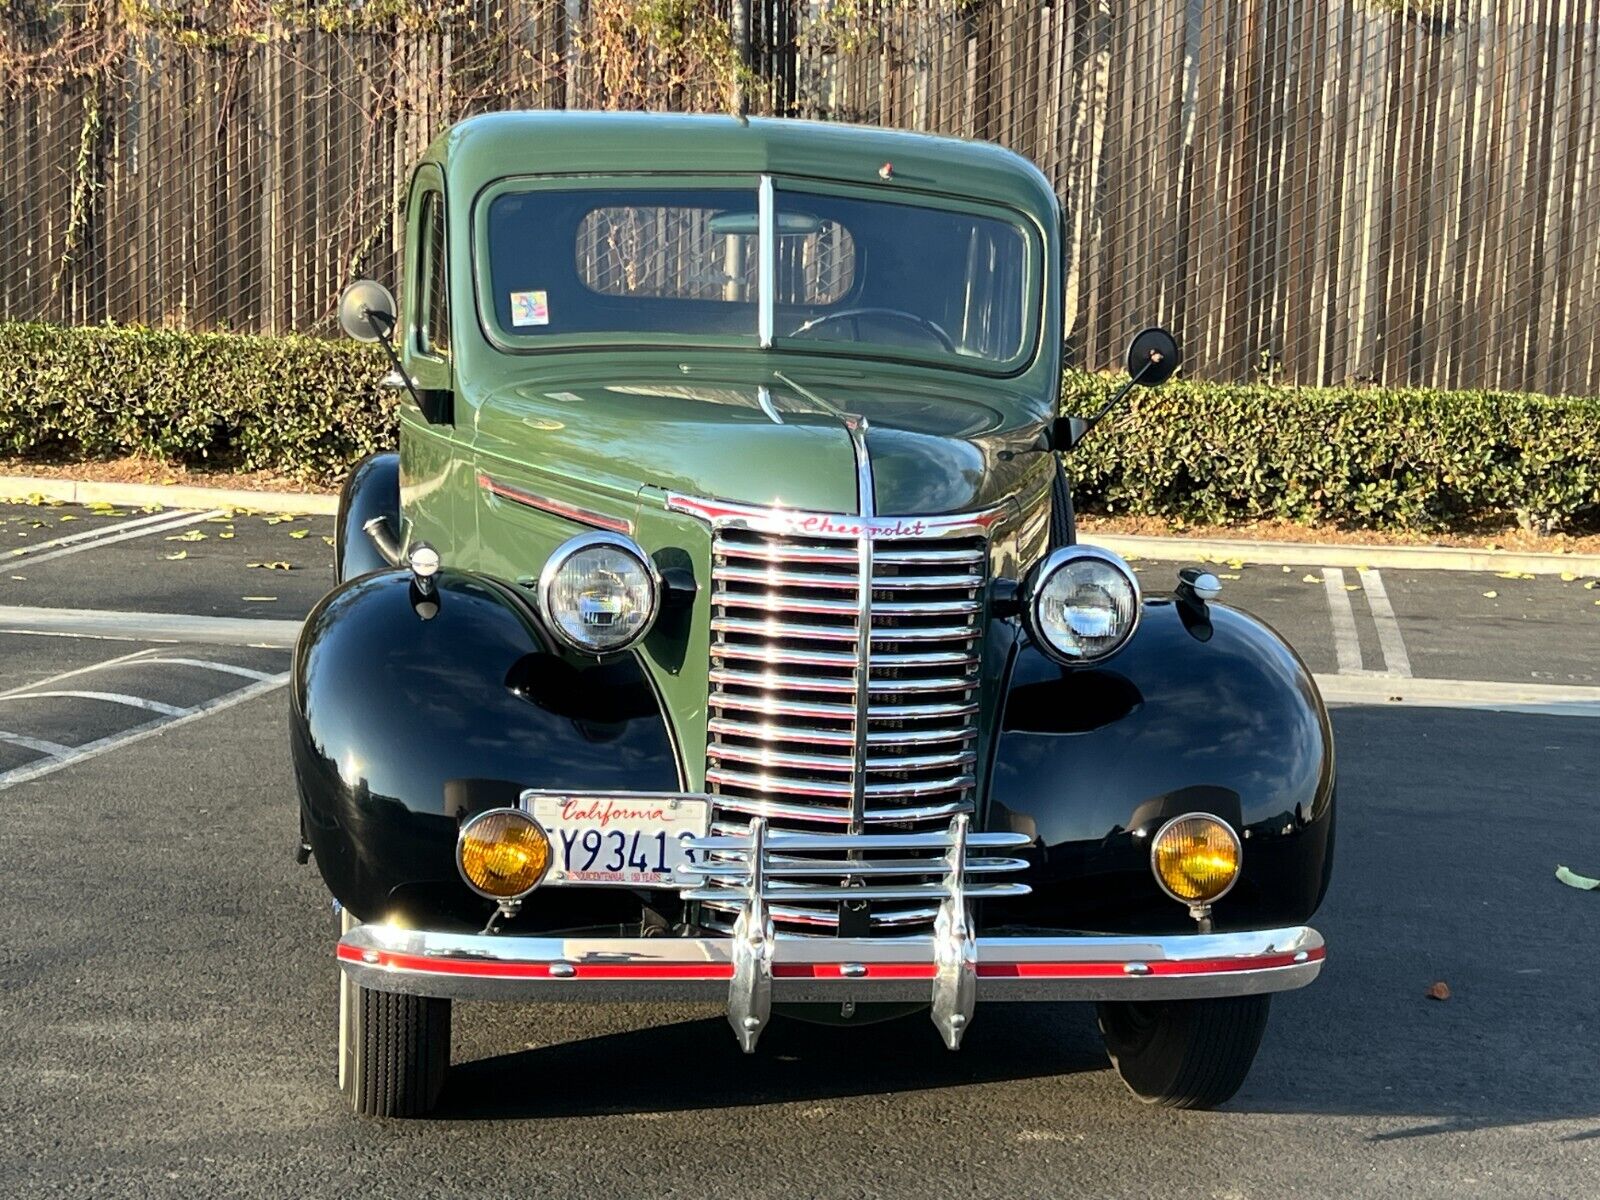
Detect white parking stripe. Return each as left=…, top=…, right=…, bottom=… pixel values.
left=1, top=690, right=190, bottom=718
left=0, top=647, right=156, bottom=699
left=1315, top=674, right=1600, bottom=718
left=135, top=657, right=280, bottom=683
left=1358, top=569, right=1413, bottom=678
left=0, top=673, right=289, bottom=791
left=0, top=606, right=301, bottom=647
left=1320, top=568, right=1365, bottom=674
left=0, top=731, right=74, bottom=758
left=8, top=509, right=226, bottom=568
left=4, top=508, right=193, bottom=560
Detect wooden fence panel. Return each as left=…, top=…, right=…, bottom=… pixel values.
left=2, top=0, right=1599, bottom=393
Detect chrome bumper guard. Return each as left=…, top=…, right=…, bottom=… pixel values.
left=336, top=816, right=1325, bottom=1053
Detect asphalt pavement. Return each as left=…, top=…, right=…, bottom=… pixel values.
left=0, top=497, right=1596, bottom=1199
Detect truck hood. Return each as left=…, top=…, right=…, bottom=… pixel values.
left=471, top=369, right=1050, bottom=517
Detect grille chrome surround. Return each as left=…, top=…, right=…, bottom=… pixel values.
left=669, top=490, right=1000, bottom=935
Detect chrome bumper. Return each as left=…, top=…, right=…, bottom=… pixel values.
left=338, top=922, right=1325, bottom=1049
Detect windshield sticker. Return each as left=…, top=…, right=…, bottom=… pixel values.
left=511, top=290, right=549, bottom=327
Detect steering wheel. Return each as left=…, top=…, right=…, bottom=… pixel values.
left=790, top=307, right=957, bottom=354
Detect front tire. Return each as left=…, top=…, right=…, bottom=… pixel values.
left=1096, top=994, right=1271, bottom=1109
left=337, top=911, right=450, bottom=1117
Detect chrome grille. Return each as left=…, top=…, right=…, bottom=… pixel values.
left=703, top=522, right=988, bottom=934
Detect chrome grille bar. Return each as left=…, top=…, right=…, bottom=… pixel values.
left=692, top=482, right=991, bottom=935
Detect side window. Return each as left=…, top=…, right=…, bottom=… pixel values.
left=417, top=191, right=449, bottom=358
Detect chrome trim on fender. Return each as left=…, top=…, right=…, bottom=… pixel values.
left=478, top=471, right=635, bottom=537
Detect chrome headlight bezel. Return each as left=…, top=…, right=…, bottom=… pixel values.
left=536, top=530, right=662, bottom=655
left=1022, top=544, right=1142, bottom=665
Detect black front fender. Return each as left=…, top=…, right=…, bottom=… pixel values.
left=985, top=598, right=1336, bottom=934
left=290, top=567, right=681, bottom=929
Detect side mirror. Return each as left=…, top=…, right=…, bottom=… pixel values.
left=1050, top=326, right=1182, bottom=451
left=1126, top=326, right=1180, bottom=386
left=338, top=280, right=397, bottom=342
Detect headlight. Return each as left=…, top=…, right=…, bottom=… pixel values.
left=537, top=531, right=661, bottom=653
left=457, top=808, right=551, bottom=900
left=1150, top=813, right=1241, bottom=906
left=1023, top=545, right=1140, bottom=663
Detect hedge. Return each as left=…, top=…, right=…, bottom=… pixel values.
left=1064, top=374, right=1600, bottom=532
left=0, top=323, right=395, bottom=486
left=1, top=323, right=1596, bottom=531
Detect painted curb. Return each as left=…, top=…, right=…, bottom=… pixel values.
left=1093, top=533, right=1600, bottom=577
left=0, top=474, right=337, bottom=516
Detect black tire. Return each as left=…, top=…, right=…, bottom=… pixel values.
left=338, top=913, right=450, bottom=1118
left=1049, top=457, right=1076, bottom=549
left=1096, top=994, right=1271, bottom=1110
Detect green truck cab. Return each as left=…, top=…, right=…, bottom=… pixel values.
left=294, top=112, right=1334, bottom=1118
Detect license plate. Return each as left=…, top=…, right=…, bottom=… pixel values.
left=525, top=792, right=710, bottom=887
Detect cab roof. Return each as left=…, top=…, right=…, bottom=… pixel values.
left=427, top=111, right=1059, bottom=222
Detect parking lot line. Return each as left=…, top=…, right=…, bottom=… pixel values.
left=4, top=507, right=191, bottom=560
left=1357, top=569, right=1412, bottom=677
left=4, top=689, right=191, bottom=717
left=0, top=671, right=289, bottom=791
left=136, top=656, right=281, bottom=683
left=0, top=605, right=302, bottom=647
left=0, top=730, right=74, bottom=757
left=0, top=646, right=156, bottom=700
left=8, top=508, right=226, bottom=568
left=1320, top=567, right=1364, bottom=674
left=1315, top=673, right=1600, bottom=718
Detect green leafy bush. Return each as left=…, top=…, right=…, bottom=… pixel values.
left=1065, top=373, right=1600, bottom=532
left=0, top=323, right=395, bottom=486
left=1, top=324, right=1596, bottom=531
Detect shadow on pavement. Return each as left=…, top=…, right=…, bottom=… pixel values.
left=440, top=1002, right=1106, bottom=1119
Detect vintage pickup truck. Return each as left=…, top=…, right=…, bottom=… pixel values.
left=296, top=111, right=1334, bottom=1118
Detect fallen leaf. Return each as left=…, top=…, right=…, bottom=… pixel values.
left=1425, top=981, right=1451, bottom=1001
left=57, top=514, right=79, bottom=522
left=1482, top=590, right=1498, bottom=598
left=290, top=528, right=310, bottom=540
left=1560, top=572, right=1579, bottom=582
left=1302, top=574, right=1320, bottom=584
left=164, top=550, right=189, bottom=561
left=218, top=531, right=235, bottom=540
left=165, top=529, right=206, bottom=542
left=321, top=536, right=335, bottom=547
left=248, top=561, right=293, bottom=571
left=1281, top=565, right=1292, bottom=573
left=9, top=575, right=24, bottom=581
left=140, top=504, right=164, bottom=514
left=1226, top=559, right=1244, bottom=570
left=241, top=595, right=278, bottom=602
left=1344, top=584, right=1359, bottom=592
left=265, top=514, right=297, bottom=525
left=1218, top=573, right=1241, bottom=580
left=1556, top=865, right=1600, bottom=890
left=1494, top=570, right=1535, bottom=580
left=1584, top=580, right=1598, bottom=590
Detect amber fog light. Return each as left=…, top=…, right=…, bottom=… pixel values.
left=1150, top=813, right=1241, bottom=906
left=457, top=809, right=551, bottom=900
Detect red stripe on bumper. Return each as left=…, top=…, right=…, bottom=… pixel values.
left=339, top=943, right=1323, bottom=982
left=336, top=944, right=734, bottom=981
left=774, top=963, right=936, bottom=980
left=976, top=946, right=1325, bottom=979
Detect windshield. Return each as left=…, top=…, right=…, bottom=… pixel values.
left=481, top=181, right=1038, bottom=370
